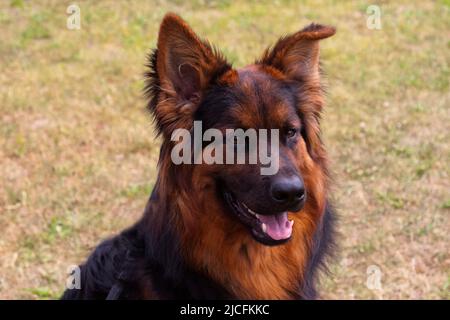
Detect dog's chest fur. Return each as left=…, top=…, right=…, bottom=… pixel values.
left=62, top=201, right=334, bottom=300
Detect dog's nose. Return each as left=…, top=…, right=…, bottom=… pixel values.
left=270, top=176, right=306, bottom=211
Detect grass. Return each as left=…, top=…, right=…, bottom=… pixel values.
left=0, top=0, right=449, bottom=299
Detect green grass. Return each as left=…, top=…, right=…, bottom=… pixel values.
left=120, top=183, right=154, bottom=199
left=27, top=287, right=55, bottom=299
left=0, top=0, right=448, bottom=299
left=21, top=13, right=51, bottom=43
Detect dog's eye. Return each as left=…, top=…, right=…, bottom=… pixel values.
left=286, top=128, right=297, bottom=138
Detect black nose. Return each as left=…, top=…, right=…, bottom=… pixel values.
left=270, top=176, right=306, bottom=211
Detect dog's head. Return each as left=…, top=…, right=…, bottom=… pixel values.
left=146, top=13, right=334, bottom=246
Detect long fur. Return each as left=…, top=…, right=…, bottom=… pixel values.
left=62, top=13, right=336, bottom=300
left=61, top=203, right=336, bottom=299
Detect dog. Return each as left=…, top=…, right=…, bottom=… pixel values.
left=62, top=13, right=336, bottom=300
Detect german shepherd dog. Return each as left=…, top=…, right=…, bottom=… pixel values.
left=62, top=13, right=336, bottom=300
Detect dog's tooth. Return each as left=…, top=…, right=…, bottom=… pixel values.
left=261, top=223, right=266, bottom=233
left=243, top=203, right=255, bottom=216
left=289, top=220, right=294, bottom=227
left=261, top=223, right=267, bottom=233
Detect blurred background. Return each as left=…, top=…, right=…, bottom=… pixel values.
left=0, top=0, right=449, bottom=299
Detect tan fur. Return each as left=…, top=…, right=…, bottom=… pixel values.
left=149, top=13, right=334, bottom=299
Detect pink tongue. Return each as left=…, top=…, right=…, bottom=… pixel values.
left=258, top=212, right=292, bottom=241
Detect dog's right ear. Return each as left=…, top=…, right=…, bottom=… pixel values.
left=258, top=23, right=335, bottom=83
left=146, top=13, right=231, bottom=136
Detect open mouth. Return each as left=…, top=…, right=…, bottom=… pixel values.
left=223, top=191, right=294, bottom=246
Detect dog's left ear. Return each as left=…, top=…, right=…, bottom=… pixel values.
left=259, top=23, right=335, bottom=82
left=259, top=24, right=335, bottom=161
left=147, top=13, right=231, bottom=136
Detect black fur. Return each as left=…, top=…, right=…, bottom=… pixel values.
left=62, top=21, right=336, bottom=299
left=299, top=202, right=337, bottom=299
left=61, top=192, right=335, bottom=299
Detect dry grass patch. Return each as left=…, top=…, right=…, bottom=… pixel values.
left=0, top=0, right=448, bottom=299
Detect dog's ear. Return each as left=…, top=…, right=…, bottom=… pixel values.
left=146, top=13, right=231, bottom=136
left=258, top=23, right=335, bottom=82
left=259, top=24, right=335, bottom=161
